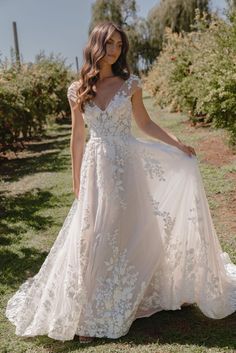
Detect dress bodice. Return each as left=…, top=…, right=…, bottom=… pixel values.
left=67, top=74, right=142, bottom=140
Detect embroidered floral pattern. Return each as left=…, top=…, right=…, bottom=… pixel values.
left=76, top=227, right=147, bottom=338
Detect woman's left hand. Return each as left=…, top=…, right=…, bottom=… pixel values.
left=176, top=140, right=196, bottom=157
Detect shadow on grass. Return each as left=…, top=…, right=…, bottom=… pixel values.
left=128, top=307, right=236, bottom=349
left=42, top=123, right=71, bottom=135
left=0, top=130, right=71, bottom=183
left=26, top=129, right=72, bottom=154
left=22, top=306, right=235, bottom=352
left=25, top=135, right=71, bottom=154
left=0, top=246, right=48, bottom=290
left=0, top=189, right=59, bottom=246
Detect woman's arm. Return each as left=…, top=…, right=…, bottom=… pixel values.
left=68, top=98, right=86, bottom=199
left=132, top=87, right=196, bottom=157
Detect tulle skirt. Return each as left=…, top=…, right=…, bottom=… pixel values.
left=5, top=134, right=236, bottom=341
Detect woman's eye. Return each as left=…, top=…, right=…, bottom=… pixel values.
left=107, top=41, right=122, bottom=48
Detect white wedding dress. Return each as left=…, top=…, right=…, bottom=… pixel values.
left=5, top=74, right=236, bottom=341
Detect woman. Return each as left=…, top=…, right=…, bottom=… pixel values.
left=5, top=21, right=236, bottom=344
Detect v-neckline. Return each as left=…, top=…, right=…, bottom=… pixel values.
left=91, top=75, right=130, bottom=113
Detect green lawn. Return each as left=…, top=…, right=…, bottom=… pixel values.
left=0, top=92, right=235, bottom=353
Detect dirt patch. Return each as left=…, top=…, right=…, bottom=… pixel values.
left=198, top=134, right=236, bottom=234
left=196, top=135, right=236, bottom=167
left=181, top=119, right=236, bottom=166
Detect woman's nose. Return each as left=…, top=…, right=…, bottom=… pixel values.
left=110, top=46, right=116, bottom=53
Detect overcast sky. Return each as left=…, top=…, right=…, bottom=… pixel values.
left=0, top=0, right=227, bottom=70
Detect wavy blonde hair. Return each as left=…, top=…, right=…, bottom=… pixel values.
left=74, top=21, right=130, bottom=112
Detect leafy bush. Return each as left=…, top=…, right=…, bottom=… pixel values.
left=144, top=9, right=236, bottom=145
left=0, top=53, right=75, bottom=151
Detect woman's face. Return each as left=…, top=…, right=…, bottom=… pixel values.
left=101, top=30, right=123, bottom=66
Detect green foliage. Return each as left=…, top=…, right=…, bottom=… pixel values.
left=89, top=0, right=137, bottom=31
left=145, top=9, right=236, bottom=145
left=0, top=53, right=74, bottom=151
left=145, top=0, right=211, bottom=70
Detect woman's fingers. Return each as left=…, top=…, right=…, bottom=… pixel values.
left=188, top=145, right=196, bottom=156
left=181, top=144, right=196, bottom=157
left=73, top=187, right=80, bottom=199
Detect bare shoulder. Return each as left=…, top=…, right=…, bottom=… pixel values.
left=128, top=74, right=142, bottom=95
left=128, top=74, right=141, bottom=99
left=68, top=79, right=81, bottom=90
left=130, top=73, right=142, bottom=83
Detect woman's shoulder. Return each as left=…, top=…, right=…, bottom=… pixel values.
left=128, top=73, right=142, bottom=89
left=67, top=80, right=81, bottom=90
left=67, top=80, right=81, bottom=103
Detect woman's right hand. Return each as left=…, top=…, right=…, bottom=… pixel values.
left=73, top=184, right=80, bottom=199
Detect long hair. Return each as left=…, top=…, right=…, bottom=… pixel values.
left=74, top=21, right=130, bottom=112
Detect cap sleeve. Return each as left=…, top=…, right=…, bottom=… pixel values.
left=129, top=74, right=142, bottom=96
left=134, top=74, right=142, bottom=89
left=67, top=81, right=80, bottom=103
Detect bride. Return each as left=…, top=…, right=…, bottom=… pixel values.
left=5, top=21, right=236, bottom=344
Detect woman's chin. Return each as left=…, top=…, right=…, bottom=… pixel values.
left=107, top=57, right=117, bottom=63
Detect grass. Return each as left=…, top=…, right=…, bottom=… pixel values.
left=0, top=92, right=235, bottom=353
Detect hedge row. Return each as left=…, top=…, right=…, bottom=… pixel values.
left=0, top=54, right=74, bottom=152
left=144, top=10, right=236, bottom=145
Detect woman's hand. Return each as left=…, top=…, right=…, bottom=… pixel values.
left=176, top=139, right=196, bottom=157
left=73, top=183, right=80, bottom=199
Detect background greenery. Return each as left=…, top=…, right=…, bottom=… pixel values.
left=1, top=0, right=236, bottom=154
left=0, top=53, right=74, bottom=152
left=144, top=8, right=236, bottom=145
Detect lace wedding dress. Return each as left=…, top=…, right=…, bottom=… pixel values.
left=5, top=74, right=236, bottom=341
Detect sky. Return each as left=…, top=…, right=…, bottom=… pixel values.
left=0, top=0, right=227, bottom=71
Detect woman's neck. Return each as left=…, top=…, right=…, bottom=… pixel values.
left=99, top=66, right=114, bottom=80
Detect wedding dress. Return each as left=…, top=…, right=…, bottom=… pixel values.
left=5, top=73, right=236, bottom=341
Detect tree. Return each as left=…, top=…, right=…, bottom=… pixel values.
left=145, top=0, right=211, bottom=68
left=89, top=0, right=137, bottom=33
left=148, top=0, right=210, bottom=34
left=225, top=0, right=236, bottom=21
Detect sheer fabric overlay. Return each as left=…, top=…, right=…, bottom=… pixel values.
left=5, top=74, right=236, bottom=341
